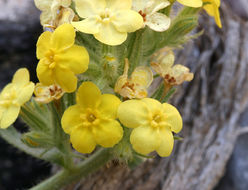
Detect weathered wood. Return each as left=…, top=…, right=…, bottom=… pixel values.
left=67, top=2, right=248, bottom=190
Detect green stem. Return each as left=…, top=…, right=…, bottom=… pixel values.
left=128, top=30, right=144, bottom=74
left=0, top=127, right=48, bottom=160
left=0, top=127, right=68, bottom=166
left=30, top=148, right=112, bottom=190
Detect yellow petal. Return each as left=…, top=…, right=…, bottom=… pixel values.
left=51, top=0, right=61, bottom=19
left=177, top=0, right=203, bottom=7
left=146, top=0, right=170, bottom=14
left=213, top=0, right=220, bottom=7
left=36, top=31, right=52, bottom=59
left=130, top=125, right=160, bottom=155
left=151, top=50, right=175, bottom=76
left=106, top=0, right=132, bottom=11
left=70, top=127, right=96, bottom=154
left=0, top=105, right=20, bottom=129
left=131, top=66, right=153, bottom=88
left=162, top=103, right=182, bottom=133
left=203, top=3, right=222, bottom=28
left=117, top=100, right=149, bottom=128
left=74, top=0, right=106, bottom=18
left=40, top=10, right=53, bottom=26
left=56, top=7, right=75, bottom=26
left=141, top=98, right=163, bottom=114
left=76, top=82, right=101, bottom=109
left=146, top=13, right=170, bottom=32
left=0, top=84, right=14, bottom=99
left=54, top=66, right=77, bottom=93
left=114, top=76, right=128, bottom=94
left=94, top=23, right=127, bottom=46
left=61, top=105, right=83, bottom=134
left=156, top=127, right=174, bottom=157
left=72, top=17, right=101, bottom=34
left=171, top=65, right=194, bottom=84
left=17, top=83, right=35, bottom=105
left=98, top=94, right=121, bottom=119
left=61, top=0, right=71, bottom=7
left=92, top=119, right=123, bottom=147
left=51, top=23, right=75, bottom=51
left=58, top=45, right=89, bottom=74
left=160, top=51, right=175, bottom=72
left=34, top=0, right=52, bottom=11
left=113, top=10, right=143, bottom=33
left=36, top=59, right=54, bottom=86
left=12, top=68, right=30, bottom=87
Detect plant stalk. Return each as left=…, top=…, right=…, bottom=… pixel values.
left=29, top=148, right=112, bottom=190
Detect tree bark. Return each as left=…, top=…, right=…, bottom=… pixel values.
left=67, top=2, right=248, bottom=190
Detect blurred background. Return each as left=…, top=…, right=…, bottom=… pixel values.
left=0, top=0, right=248, bottom=189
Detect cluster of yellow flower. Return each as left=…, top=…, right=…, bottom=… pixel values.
left=35, top=0, right=221, bottom=44
left=0, top=0, right=221, bottom=159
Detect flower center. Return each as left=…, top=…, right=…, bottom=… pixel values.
left=99, top=8, right=112, bottom=23
left=87, top=113, right=96, bottom=123
left=153, top=114, right=161, bottom=123
left=45, top=50, right=57, bottom=69
left=164, top=74, right=176, bottom=85
left=151, top=113, right=163, bottom=128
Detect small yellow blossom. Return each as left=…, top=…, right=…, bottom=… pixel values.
left=36, top=23, right=89, bottom=93
left=72, top=0, right=144, bottom=45
left=61, top=82, right=123, bottom=154
left=117, top=98, right=182, bottom=157
left=34, top=83, right=64, bottom=104
left=34, top=0, right=75, bottom=28
left=151, top=50, right=193, bottom=86
left=115, top=59, right=153, bottom=99
left=0, top=68, right=34, bottom=129
left=177, top=0, right=222, bottom=28
left=132, top=0, right=171, bottom=32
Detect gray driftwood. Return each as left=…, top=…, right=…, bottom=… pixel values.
left=66, top=2, right=248, bottom=190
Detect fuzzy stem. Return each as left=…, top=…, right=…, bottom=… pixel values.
left=128, top=30, right=144, bottom=74
left=30, top=148, right=112, bottom=190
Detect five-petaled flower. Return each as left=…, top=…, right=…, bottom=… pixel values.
left=151, top=49, right=193, bottom=86
left=115, top=59, right=153, bottom=99
left=61, top=82, right=123, bottom=154
left=177, top=0, right=222, bottom=28
left=132, top=0, right=171, bottom=32
left=117, top=98, right=182, bottom=157
left=72, top=0, right=144, bottom=45
left=0, top=68, right=34, bottom=129
left=36, top=23, right=89, bottom=93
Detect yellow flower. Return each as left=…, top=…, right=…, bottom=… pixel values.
left=61, top=82, right=123, bottom=154
left=114, top=59, right=153, bottom=99
left=72, top=0, right=144, bottom=45
left=36, top=23, right=89, bottom=93
left=117, top=98, right=182, bottom=157
left=34, top=0, right=75, bottom=28
left=177, top=0, right=222, bottom=28
left=34, top=83, right=64, bottom=104
left=132, top=0, right=171, bottom=32
left=0, top=68, right=34, bottom=129
left=151, top=50, right=193, bottom=86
